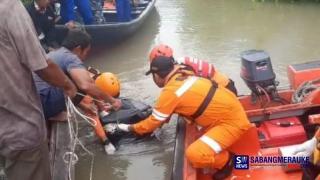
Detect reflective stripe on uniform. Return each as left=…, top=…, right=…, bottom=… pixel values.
left=200, top=135, right=222, bottom=153
left=199, top=59, right=203, bottom=72
left=175, top=76, right=199, bottom=97
left=152, top=109, right=169, bottom=121
left=208, top=64, right=212, bottom=76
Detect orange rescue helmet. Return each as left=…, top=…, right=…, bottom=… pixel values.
left=95, top=72, right=120, bottom=97
left=149, top=44, right=174, bottom=62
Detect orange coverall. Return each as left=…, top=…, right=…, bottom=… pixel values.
left=133, top=73, right=251, bottom=169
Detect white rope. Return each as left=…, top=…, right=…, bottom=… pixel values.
left=64, top=97, right=95, bottom=180
left=68, top=95, right=97, bottom=127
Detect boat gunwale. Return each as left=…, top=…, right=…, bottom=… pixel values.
left=55, top=0, right=156, bottom=29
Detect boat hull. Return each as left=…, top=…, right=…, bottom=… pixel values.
left=171, top=61, right=320, bottom=180
left=55, top=0, right=156, bottom=44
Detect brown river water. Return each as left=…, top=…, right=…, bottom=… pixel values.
left=76, top=0, right=320, bottom=180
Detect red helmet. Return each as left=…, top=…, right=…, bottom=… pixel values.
left=149, top=44, right=173, bottom=62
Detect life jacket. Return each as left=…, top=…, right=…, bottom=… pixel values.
left=176, top=57, right=215, bottom=79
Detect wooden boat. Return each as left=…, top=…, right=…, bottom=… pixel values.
left=171, top=59, right=320, bottom=180
left=55, top=0, right=156, bottom=44
left=0, top=113, right=74, bottom=180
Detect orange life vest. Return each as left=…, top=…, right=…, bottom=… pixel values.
left=177, top=57, right=215, bottom=79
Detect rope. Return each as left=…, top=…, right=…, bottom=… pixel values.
left=65, top=97, right=95, bottom=180
left=69, top=94, right=97, bottom=127
left=292, top=78, right=320, bottom=103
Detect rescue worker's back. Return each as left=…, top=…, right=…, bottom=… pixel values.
left=116, top=56, right=250, bottom=178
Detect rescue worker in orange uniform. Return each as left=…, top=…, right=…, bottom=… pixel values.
left=117, top=56, right=251, bottom=179
left=148, top=44, right=238, bottom=95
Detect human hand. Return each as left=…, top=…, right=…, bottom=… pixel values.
left=65, top=20, right=76, bottom=29
left=102, top=103, right=113, bottom=112
left=96, top=101, right=113, bottom=112
left=63, top=79, right=77, bottom=98
left=111, top=99, right=122, bottom=111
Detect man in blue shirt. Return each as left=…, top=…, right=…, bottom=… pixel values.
left=34, top=29, right=121, bottom=119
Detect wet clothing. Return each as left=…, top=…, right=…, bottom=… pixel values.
left=0, top=0, right=51, bottom=179
left=176, top=57, right=238, bottom=95
left=133, top=73, right=250, bottom=169
left=33, top=47, right=86, bottom=119
left=60, top=0, right=94, bottom=24
left=26, top=1, right=59, bottom=52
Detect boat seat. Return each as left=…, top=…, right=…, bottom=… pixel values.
left=133, top=0, right=149, bottom=6
left=131, top=6, right=146, bottom=10
left=103, top=9, right=143, bottom=15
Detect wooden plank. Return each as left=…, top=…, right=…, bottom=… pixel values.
left=0, top=156, right=6, bottom=180
left=103, top=9, right=143, bottom=14
left=49, top=121, right=74, bottom=180
left=0, top=111, right=73, bottom=180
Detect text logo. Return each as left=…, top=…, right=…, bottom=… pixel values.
left=234, top=155, right=249, bottom=169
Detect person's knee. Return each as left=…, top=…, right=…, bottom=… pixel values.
left=186, top=144, right=202, bottom=167
left=186, top=143, right=214, bottom=168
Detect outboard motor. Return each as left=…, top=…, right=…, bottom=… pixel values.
left=240, top=50, right=279, bottom=102
left=101, top=98, right=152, bottom=144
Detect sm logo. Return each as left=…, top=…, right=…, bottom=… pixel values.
left=234, top=155, right=249, bottom=169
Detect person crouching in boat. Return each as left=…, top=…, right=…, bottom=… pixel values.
left=148, top=44, right=238, bottom=96
left=116, top=56, right=251, bottom=179
left=33, top=29, right=122, bottom=120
